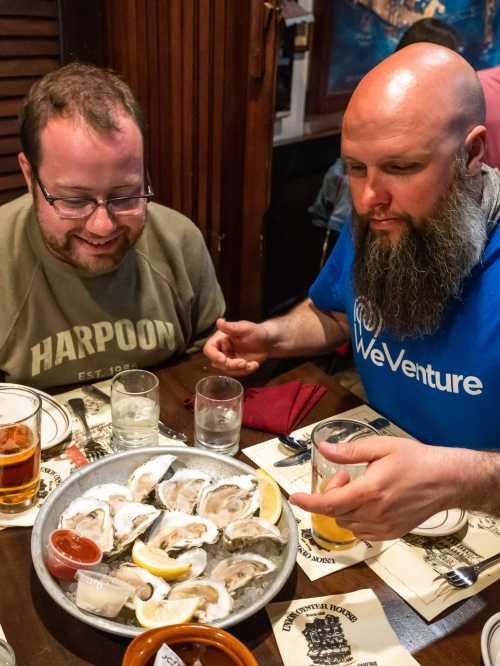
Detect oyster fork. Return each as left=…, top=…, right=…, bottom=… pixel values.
left=434, top=552, right=500, bottom=589
left=68, top=397, right=110, bottom=462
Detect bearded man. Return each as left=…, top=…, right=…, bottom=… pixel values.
left=0, top=63, right=224, bottom=389
left=204, top=43, right=500, bottom=451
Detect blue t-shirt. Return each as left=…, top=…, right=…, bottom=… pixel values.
left=309, top=220, right=500, bottom=450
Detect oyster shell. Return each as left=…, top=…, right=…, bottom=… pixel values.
left=223, top=517, right=286, bottom=551
left=156, top=469, right=211, bottom=514
left=127, top=454, right=176, bottom=501
left=59, top=497, right=114, bottom=554
left=82, top=483, right=133, bottom=515
left=147, top=511, right=219, bottom=552
left=168, top=578, right=232, bottom=622
left=211, top=553, right=276, bottom=593
left=197, top=475, right=259, bottom=529
left=175, top=548, right=208, bottom=580
left=112, top=562, right=170, bottom=610
left=112, top=502, right=161, bottom=553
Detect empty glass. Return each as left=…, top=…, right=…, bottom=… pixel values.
left=194, top=376, right=243, bottom=456
left=111, top=370, right=160, bottom=451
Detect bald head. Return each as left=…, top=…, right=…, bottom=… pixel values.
left=344, top=43, right=485, bottom=145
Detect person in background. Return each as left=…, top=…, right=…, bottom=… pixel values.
left=478, top=66, right=500, bottom=169
left=395, top=17, right=463, bottom=52
left=0, top=63, right=224, bottom=389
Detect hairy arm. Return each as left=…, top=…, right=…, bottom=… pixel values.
left=263, top=298, right=350, bottom=358
left=203, top=298, right=349, bottom=375
left=291, top=437, right=500, bottom=541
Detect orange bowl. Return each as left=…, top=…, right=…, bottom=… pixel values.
left=122, top=623, right=259, bottom=666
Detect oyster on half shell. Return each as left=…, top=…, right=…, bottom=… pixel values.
left=211, top=553, right=276, bottom=593
left=59, top=497, right=114, bottom=554
left=197, top=475, right=259, bottom=529
left=175, top=548, right=208, bottom=580
left=156, top=469, right=211, bottom=514
left=223, top=517, right=286, bottom=552
left=112, top=562, right=170, bottom=610
left=168, top=578, right=232, bottom=622
left=147, top=511, right=219, bottom=552
left=82, top=483, right=133, bottom=515
left=127, top=454, right=176, bottom=501
left=112, top=502, right=161, bottom=554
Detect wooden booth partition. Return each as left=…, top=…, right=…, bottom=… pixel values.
left=0, top=0, right=61, bottom=205
left=101, top=0, right=280, bottom=321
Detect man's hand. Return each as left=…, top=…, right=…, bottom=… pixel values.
left=291, top=436, right=457, bottom=540
left=203, top=318, right=271, bottom=376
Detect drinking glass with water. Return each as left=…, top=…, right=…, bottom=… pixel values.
left=194, top=376, right=243, bottom=456
left=111, top=369, right=160, bottom=451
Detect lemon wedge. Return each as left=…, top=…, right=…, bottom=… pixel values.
left=256, top=468, right=282, bottom=524
left=135, top=597, right=200, bottom=629
left=132, top=540, right=192, bottom=580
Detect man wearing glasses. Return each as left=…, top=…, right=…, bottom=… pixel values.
left=0, top=62, right=224, bottom=389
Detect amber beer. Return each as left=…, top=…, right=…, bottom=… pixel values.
left=310, top=418, right=380, bottom=549
left=0, top=388, right=41, bottom=513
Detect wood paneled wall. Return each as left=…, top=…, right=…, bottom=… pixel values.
left=103, top=0, right=278, bottom=319
left=0, top=0, right=60, bottom=204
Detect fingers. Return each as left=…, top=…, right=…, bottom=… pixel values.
left=216, top=318, right=253, bottom=338
left=317, top=435, right=412, bottom=465
left=324, top=469, right=350, bottom=491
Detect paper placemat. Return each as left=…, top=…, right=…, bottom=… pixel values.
left=367, top=512, right=500, bottom=621
left=293, top=506, right=396, bottom=581
left=0, top=459, right=71, bottom=528
left=243, top=404, right=413, bottom=496
left=267, top=589, right=419, bottom=666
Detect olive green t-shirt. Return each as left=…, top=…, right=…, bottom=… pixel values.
left=0, top=195, right=225, bottom=388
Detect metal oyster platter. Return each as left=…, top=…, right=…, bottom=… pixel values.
left=31, top=446, right=298, bottom=638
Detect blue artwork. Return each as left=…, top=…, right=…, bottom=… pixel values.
left=329, top=0, right=500, bottom=95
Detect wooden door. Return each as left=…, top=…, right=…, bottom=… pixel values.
left=91, top=0, right=280, bottom=320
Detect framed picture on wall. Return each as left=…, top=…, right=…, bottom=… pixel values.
left=307, top=0, right=500, bottom=115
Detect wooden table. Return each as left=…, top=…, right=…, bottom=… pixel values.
left=1, top=354, right=497, bottom=665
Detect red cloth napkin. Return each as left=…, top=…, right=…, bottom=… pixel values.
left=243, top=380, right=327, bottom=434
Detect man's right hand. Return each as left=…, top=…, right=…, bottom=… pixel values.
left=203, top=318, right=271, bottom=376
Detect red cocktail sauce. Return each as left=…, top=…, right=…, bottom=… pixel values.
left=46, top=529, right=102, bottom=582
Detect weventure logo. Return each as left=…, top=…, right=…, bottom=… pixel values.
left=352, top=297, right=483, bottom=396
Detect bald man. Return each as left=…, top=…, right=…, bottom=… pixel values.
left=204, top=44, right=500, bottom=452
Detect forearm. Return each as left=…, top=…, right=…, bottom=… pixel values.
left=261, top=298, right=349, bottom=358
left=445, top=448, right=500, bottom=517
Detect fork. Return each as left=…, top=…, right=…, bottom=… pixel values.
left=68, top=397, right=110, bottom=462
left=434, top=552, right=500, bottom=589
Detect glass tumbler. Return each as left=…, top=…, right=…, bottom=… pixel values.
left=310, top=418, right=380, bottom=549
left=194, top=376, right=243, bottom=456
left=0, top=387, right=41, bottom=514
left=111, top=369, right=160, bottom=451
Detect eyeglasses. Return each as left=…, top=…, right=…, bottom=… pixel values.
left=31, top=168, right=154, bottom=220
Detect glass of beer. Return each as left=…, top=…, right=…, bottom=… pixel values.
left=0, top=386, right=42, bottom=514
left=310, top=418, right=380, bottom=549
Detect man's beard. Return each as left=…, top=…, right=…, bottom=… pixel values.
left=352, top=159, right=487, bottom=339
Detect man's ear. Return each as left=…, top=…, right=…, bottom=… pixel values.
left=18, top=152, right=33, bottom=193
left=464, top=125, right=487, bottom=176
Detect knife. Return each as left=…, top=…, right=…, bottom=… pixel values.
left=81, top=383, right=189, bottom=442
left=273, top=448, right=311, bottom=467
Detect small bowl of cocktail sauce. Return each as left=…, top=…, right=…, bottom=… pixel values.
left=122, top=623, right=259, bottom=666
left=46, top=529, right=102, bottom=581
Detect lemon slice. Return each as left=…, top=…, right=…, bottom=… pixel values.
left=135, top=597, right=200, bottom=629
left=256, top=468, right=282, bottom=524
left=132, top=540, right=192, bottom=580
